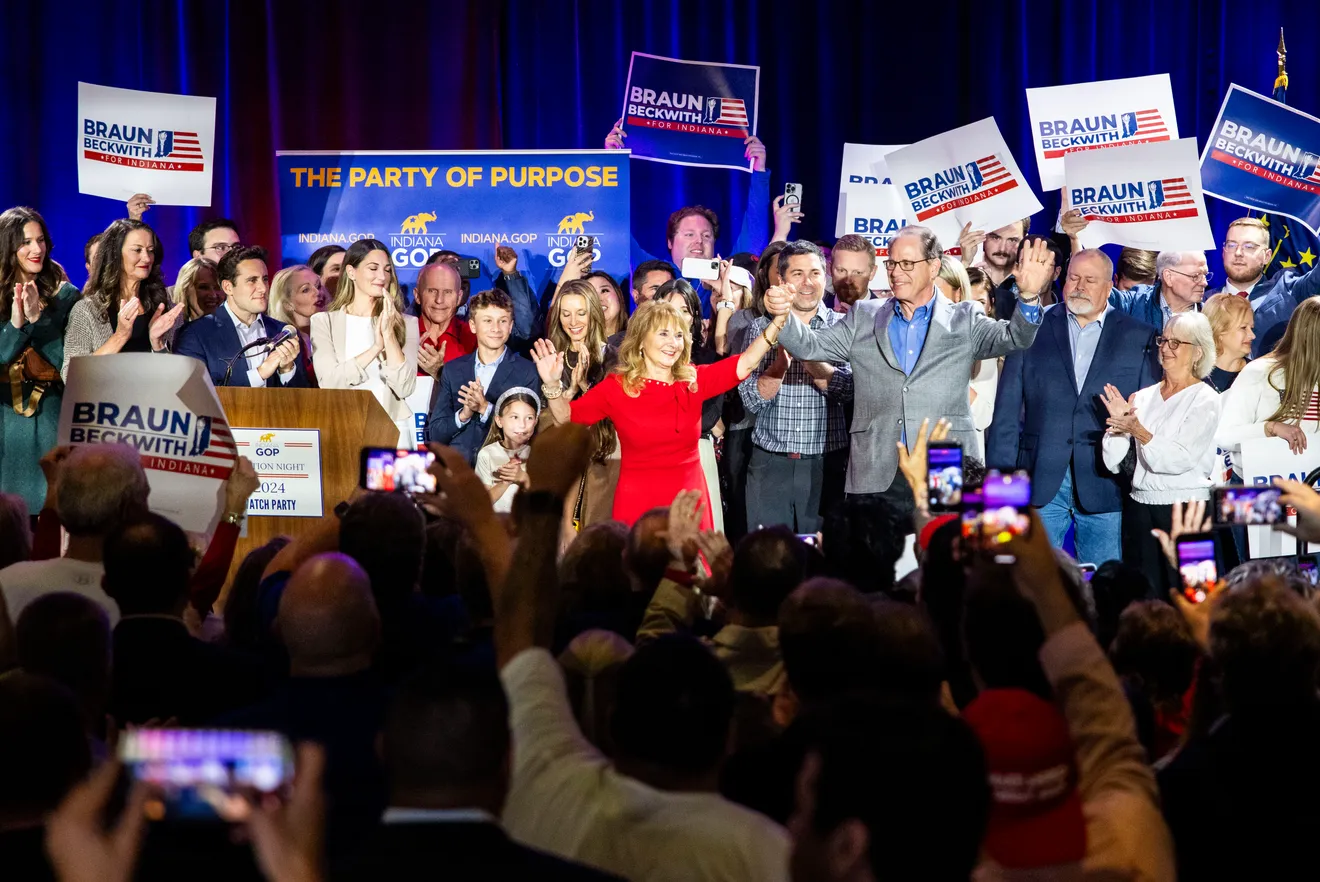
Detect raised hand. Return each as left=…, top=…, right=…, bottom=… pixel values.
left=958, top=222, right=986, bottom=267
left=604, top=119, right=627, bottom=150
left=896, top=417, right=952, bottom=500
left=744, top=136, right=767, bottom=171
left=115, top=297, right=144, bottom=340
left=772, top=195, right=804, bottom=239
left=664, top=488, right=706, bottom=566
left=417, top=340, right=446, bottom=378
left=1012, top=237, right=1055, bottom=299
left=46, top=761, right=150, bottom=882
left=224, top=456, right=260, bottom=515
left=1060, top=208, right=1090, bottom=238
left=1272, top=477, right=1320, bottom=544
left=246, top=743, right=326, bottom=882
left=1151, top=499, right=1211, bottom=570
left=762, top=283, right=793, bottom=317
left=495, top=245, right=518, bottom=275
left=693, top=529, right=733, bottom=597
left=560, top=249, right=592, bottom=283
left=126, top=193, right=155, bottom=221
left=531, top=338, right=565, bottom=386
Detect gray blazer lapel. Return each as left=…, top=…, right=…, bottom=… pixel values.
left=910, top=295, right=952, bottom=373
left=873, top=299, right=900, bottom=370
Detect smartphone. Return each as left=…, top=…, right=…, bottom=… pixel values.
left=1175, top=533, right=1219, bottom=604
left=457, top=257, right=482, bottom=279
left=1079, top=562, right=1097, bottom=582
left=1212, top=485, right=1285, bottom=525
left=574, top=235, right=597, bottom=254
left=784, top=182, right=803, bottom=207
left=926, top=442, right=963, bottom=511
left=120, top=729, right=294, bottom=823
left=360, top=447, right=437, bottom=495
left=1300, top=555, right=1319, bottom=586
left=681, top=257, right=722, bottom=282
left=796, top=533, right=819, bottom=548
left=963, top=469, right=1032, bottom=547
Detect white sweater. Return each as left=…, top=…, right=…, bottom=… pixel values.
left=1214, top=356, right=1316, bottom=477
left=1102, top=382, right=1222, bottom=504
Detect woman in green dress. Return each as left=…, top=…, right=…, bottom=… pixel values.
left=0, top=207, right=81, bottom=515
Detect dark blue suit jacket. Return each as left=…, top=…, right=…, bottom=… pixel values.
left=173, top=309, right=311, bottom=388
left=426, top=349, right=539, bottom=463
left=1205, top=264, right=1320, bottom=357
left=986, top=305, right=1160, bottom=513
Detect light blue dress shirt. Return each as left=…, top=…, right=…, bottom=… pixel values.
left=1067, top=304, right=1113, bottom=393
left=455, top=346, right=507, bottom=427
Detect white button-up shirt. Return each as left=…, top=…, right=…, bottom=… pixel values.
left=224, top=302, right=292, bottom=386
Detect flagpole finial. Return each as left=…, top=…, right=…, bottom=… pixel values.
left=1278, top=28, right=1287, bottom=72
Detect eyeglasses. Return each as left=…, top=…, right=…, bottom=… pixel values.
left=1223, top=241, right=1266, bottom=255
left=884, top=257, right=936, bottom=274
left=207, top=242, right=238, bottom=256
left=1155, top=336, right=1196, bottom=351
left=1167, top=269, right=1213, bottom=284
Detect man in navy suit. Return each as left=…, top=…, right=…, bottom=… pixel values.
left=987, top=249, right=1160, bottom=565
left=173, top=245, right=310, bottom=388
left=427, top=289, right=539, bottom=463
left=1203, top=217, right=1320, bottom=356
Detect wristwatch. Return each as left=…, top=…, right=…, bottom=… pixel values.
left=222, top=510, right=245, bottom=526
left=717, top=300, right=737, bottom=311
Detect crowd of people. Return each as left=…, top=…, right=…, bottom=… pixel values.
left=5, top=116, right=1320, bottom=881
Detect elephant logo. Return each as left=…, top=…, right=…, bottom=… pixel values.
left=556, top=210, right=595, bottom=235
left=259, top=432, right=276, bottom=442
left=400, top=212, right=438, bottom=235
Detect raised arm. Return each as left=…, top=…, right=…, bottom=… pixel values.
left=762, top=283, right=856, bottom=363
left=969, top=239, right=1049, bottom=359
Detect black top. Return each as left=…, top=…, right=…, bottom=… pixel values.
left=1204, top=361, right=1248, bottom=394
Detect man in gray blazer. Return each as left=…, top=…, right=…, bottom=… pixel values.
left=763, top=227, right=1052, bottom=522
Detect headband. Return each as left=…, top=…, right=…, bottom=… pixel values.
left=496, top=385, right=542, bottom=419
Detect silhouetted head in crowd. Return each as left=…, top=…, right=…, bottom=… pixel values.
left=1110, top=600, right=1200, bottom=708
left=1224, top=557, right=1314, bottom=598
left=15, top=593, right=111, bottom=736
left=419, top=516, right=466, bottom=599
left=962, top=565, right=1054, bottom=701
left=821, top=493, right=908, bottom=595
left=788, top=696, right=990, bottom=882
left=730, top=527, right=814, bottom=627
left=611, top=635, right=734, bottom=791
left=339, top=492, right=426, bottom=608
left=384, top=661, right=511, bottom=815
left=623, top=508, right=670, bottom=597
left=56, top=443, right=150, bottom=541
left=1089, top=559, right=1153, bottom=651
left=0, top=671, right=92, bottom=827
left=223, top=535, right=290, bottom=652
left=558, top=522, right=634, bottom=645
left=776, top=579, right=877, bottom=725
left=277, top=553, right=380, bottom=678
left=558, top=628, right=634, bottom=755
left=1210, top=577, right=1320, bottom=714
left=102, top=513, right=194, bottom=617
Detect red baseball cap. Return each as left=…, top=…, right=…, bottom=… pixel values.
left=962, top=688, right=1087, bottom=868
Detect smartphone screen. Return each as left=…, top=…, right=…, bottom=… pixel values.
left=1213, top=485, right=1285, bottom=525
left=796, top=533, right=819, bottom=548
left=1176, top=535, right=1219, bottom=603
left=360, top=447, right=437, bottom=494
left=979, top=470, right=1032, bottom=545
left=927, top=443, right=963, bottom=511
left=120, top=729, right=294, bottom=823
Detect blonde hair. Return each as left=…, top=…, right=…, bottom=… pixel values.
left=268, top=264, right=312, bottom=326
left=1203, top=293, right=1254, bottom=355
left=172, top=257, right=218, bottom=321
left=549, top=280, right=608, bottom=362
left=613, top=300, right=697, bottom=396
left=1163, top=313, right=1217, bottom=379
left=938, top=256, right=971, bottom=301
left=1267, top=298, right=1320, bottom=423
left=1226, top=217, right=1270, bottom=242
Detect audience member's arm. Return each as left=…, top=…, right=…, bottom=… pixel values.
left=896, top=418, right=950, bottom=539
left=31, top=446, right=73, bottom=560
left=190, top=458, right=259, bottom=614
left=764, top=286, right=855, bottom=364
left=636, top=490, right=706, bottom=645
left=425, top=445, right=514, bottom=601
left=1059, top=209, right=1089, bottom=256
left=495, top=246, right=539, bottom=342
left=733, top=141, right=770, bottom=252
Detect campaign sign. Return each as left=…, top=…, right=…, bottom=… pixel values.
left=1240, top=435, right=1320, bottom=558
left=1200, top=85, right=1320, bottom=236
left=77, top=82, right=216, bottom=206
left=57, top=354, right=233, bottom=535
left=620, top=52, right=760, bottom=171
left=835, top=143, right=905, bottom=236
left=230, top=429, right=323, bottom=518
left=1026, top=74, right=1178, bottom=191
left=1064, top=138, right=1214, bottom=252
left=885, top=118, right=1043, bottom=246
left=277, top=151, right=630, bottom=290
left=405, top=375, right=436, bottom=448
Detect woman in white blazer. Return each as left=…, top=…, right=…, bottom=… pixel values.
left=310, top=238, right=419, bottom=446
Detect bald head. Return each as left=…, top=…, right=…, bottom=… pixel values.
left=277, top=553, right=380, bottom=676
left=416, top=262, right=462, bottom=327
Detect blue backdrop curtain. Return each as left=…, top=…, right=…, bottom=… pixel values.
left=4, top=0, right=1320, bottom=285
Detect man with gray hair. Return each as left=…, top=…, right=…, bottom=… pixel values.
left=0, top=444, right=149, bottom=625
left=764, top=225, right=1050, bottom=524
left=1106, top=250, right=1210, bottom=330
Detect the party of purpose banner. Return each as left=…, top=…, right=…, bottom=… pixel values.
left=277, top=151, right=631, bottom=291
left=620, top=52, right=759, bottom=171
left=1200, top=84, right=1320, bottom=236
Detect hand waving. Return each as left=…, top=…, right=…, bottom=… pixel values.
left=664, top=488, right=706, bottom=566
left=531, top=338, right=564, bottom=386
left=1012, top=237, right=1055, bottom=299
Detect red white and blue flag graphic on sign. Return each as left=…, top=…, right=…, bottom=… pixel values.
left=155, top=131, right=204, bottom=162
left=620, top=52, right=761, bottom=171
left=1039, top=109, right=1172, bottom=159
left=913, top=154, right=1020, bottom=222
left=1073, top=177, right=1199, bottom=224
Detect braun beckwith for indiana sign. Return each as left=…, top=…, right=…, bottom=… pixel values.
left=77, top=82, right=216, bottom=206
left=1200, top=84, right=1320, bottom=236
left=620, top=52, right=760, bottom=171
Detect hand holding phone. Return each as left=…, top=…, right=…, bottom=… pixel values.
left=681, top=257, right=722, bottom=282
left=1212, top=486, right=1285, bottom=525
left=361, top=448, right=438, bottom=495
left=961, top=470, right=1032, bottom=550
left=784, top=182, right=803, bottom=207
left=1175, top=533, right=1219, bottom=604
left=926, top=442, right=963, bottom=511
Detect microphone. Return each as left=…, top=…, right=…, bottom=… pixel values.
left=220, top=326, right=296, bottom=386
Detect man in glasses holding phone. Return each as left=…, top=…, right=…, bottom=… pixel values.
left=763, top=227, right=1049, bottom=525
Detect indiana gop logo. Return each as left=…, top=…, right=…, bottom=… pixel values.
left=1038, top=110, right=1171, bottom=160
left=906, top=155, right=1019, bottom=221
left=626, top=87, right=749, bottom=137
left=1209, top=119, right=1320, bottom=195
left=1070, top=178, right=1199, bottom=223
left=81, top=120, right=206, bottom=172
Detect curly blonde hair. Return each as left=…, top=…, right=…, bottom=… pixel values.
left=613, top=300, right=697, bottom=397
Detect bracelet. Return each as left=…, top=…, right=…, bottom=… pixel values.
left=761, top=326, right=779, bottom=347
left=222, top=510, right=245, bottom=526
left=717, top=300, right=737, bottom=311
left=541, top=383, right=563, bottom=400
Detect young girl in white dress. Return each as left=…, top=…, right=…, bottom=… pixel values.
left=475, top=387, right=540, bottom=513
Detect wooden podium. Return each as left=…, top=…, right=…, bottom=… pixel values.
left=215, top=388, right=399, bottom=604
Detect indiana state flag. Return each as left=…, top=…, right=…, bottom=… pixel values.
left=1262, top=62, right=1320, bottom=276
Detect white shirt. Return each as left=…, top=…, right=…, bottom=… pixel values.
left=969, top=357, right=999, bottom=461
left=475, top=443, right=530, bottom=513
left=223, top=302, right=293, bottom=387
left=0, top=558, right=116, bottom=625
left=1214, top=356, right=1316, bottom=477
left=500, top=648, right=790, bottom=882
left=1102, top=382, right=1223, bottom=503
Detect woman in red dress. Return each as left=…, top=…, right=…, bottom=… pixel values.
left=533, top=299, right=783, bottom=529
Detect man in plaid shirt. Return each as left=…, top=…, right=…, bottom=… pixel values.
left=738, top=241, right=852, bottom=532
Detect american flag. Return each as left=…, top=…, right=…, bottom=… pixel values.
left=1156, top=178, right=1196, bottom=209
left=973, top=155, right=1013, bottom=189
left=166, top=131, right=204, bottom=160
left=198, top=418, right=237, bottom=468
left=708, top=97, right=748, bottom=127
left=1129, top=109, right=1169, bottom=137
